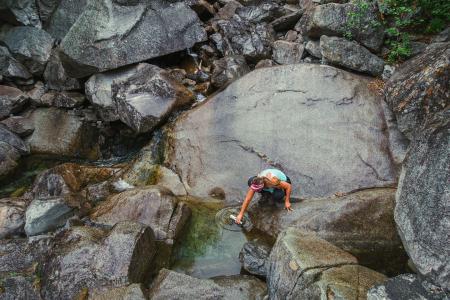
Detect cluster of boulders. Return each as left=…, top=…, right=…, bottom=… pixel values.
left=0, top=0, right=449, bottom=299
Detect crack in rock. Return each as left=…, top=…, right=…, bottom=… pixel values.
left=357, top=153, right=389, bottom=182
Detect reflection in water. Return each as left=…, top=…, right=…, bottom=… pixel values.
left=170, top=198, right=272, bottom=279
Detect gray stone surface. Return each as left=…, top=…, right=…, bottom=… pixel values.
left=0, top=141, right=20, bottom=177
left=0, top=0, right=41, bottom=27
left=211, top=55, right=250, bottom=88
left=302, top=2, right=384, bottom=52
left=305, top=39, right=322, bottom=58
left=272, top=40, right=304, bottom=65
left=267, top=228, right=386, bottom=299
left=26, top=108, right=100, bottom=158
left=1, top=26, right=54, bottom=75
left=0, top=124, right=29, bottom=155
left=271, top=10, right=303, bottom=32
left=0, top=85, right=28, bottom=120
left=235, top=2, right=285, bottom=23
left=0, top=46, right=31, bottom=79
left=59, top=1, right=207, bottom=78
left=157, top=166, right=188, bottom=196
left=395, top=110, right=450, bottom=291
left=24, top=197, right=74, bottom=236
left=88, top=284, right=147, bottom=300
left=44, top=0, right=88, bottom=40
left=38, top=91, right=85, bottom=108
left=239, top=241, right=271, bottom=277
left=0, top=197, right=27, bottom=238
left=0, top=275, right=41, bottom=300
left=367, top=274, right=449, bottom=300
left=320, top=35, right=384, bottom=76
left=165, top=64, right=398, bottom=202
left=112, top=64, right=194, bottom=133
left=43, top=49, right=81, bottom=91
left=385, top=42, right=449, bottom=140
left=1, top=116, right=35, bottom=137
left=36, top=0, right=59, bottom=24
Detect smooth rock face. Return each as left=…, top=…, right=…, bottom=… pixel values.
left=0, top=197, right=28, bottom=238
left=157, top=166, right=188, bottom=196
left=394, top=111, right=450, bottom=291
left=85, top=64, right=143, bottom=122
left=239, top=241, right=271, bottom=277
left=0, top=46, right=32, bottom=79
left=367, top=273, right=449, bottom=300
left=211, top=55, right=250, bottom=88
left=1, top=26, right=54, bottom=75
left=250, top=188, right=404, bottom=274
left=43, top=49, right=81, bottom=91
left=149, top=269, right=267, bottom=299
left=24, top=197, right=74, bottom=236
left=90, top=186, right=190, bottom=241
left=88, top=284, right=147, bottom=300
left=112, top=64, right=194, bottom=133
left=272, top=40, right=304, bottom=65
left=320, top=35, right=385, bottom=76
left=0, top=0, right=41, bottom=27
left=59, top=1, right=207, bottom=78
left=1, top=116, right=35, bottom=137
left=44, top=0, right=88, bottom=40
left=166, top=64, right=398, bottom=202
left=267, top=228, right=386, bottom=299
left=0, top=85, right=28, bottom=120
left=305, top=39, right=322, bottom=58
left=26, top=108, right=100, bottom=158
left=304, top=2, right=384, bottom=52
left=41, top=222, right=156, bottom=299
left=385, top=42, right=449, bottom=140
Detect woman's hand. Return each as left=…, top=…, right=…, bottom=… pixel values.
left=285, top=201, right=293, bottom=211
left=235, top=213, right=244, bottom=224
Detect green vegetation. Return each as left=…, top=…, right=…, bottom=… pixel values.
left=346, top=0, right=450, bottom=63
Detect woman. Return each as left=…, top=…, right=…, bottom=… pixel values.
left=235, top=168, right=293, bottom=224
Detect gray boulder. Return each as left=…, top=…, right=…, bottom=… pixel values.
left=0, top=124, right=29, bottom=155
left=211, top=55, right=250, bottom=88
left=165, top=64, right=398, bottom=202
left=385, top=42, right=449, bottom=140
left=255, top=59, right=277, bottom=69
left=112, top=64, right=194, bottom=133
left=367, top=274, right=449, bottom=300
left=59, top=1, right=207, bottom=78
left=43, top=49, right=81, bottom=91
left=0, top=141, right=20, bottom=177
left=85, top=64, right=144, bottom=122
left=239, top=241, right=271, bottom=277
left=38, top=91, right=85, bottom=108
left=1, top=116, right=35, bottom=137
left=36, top=0, right=59, bottom=24
left=272, top=40, right=304, bottom=65
left=271, top=10, right=304, bottom=32
left=267, top=228, right=387, bottom=299
left=0, top=0, right=41, bottom=27
left=301, top=2, right=384, bottom=52
left=0, top=197, right=28, bottom=238
left=305, top=39, right=322, bottom=58
left=235, top=2, right=285, bottom=23
left=320, top=35, right=384, bottom=76
left=0, top=85, right=28, bottom=120
left=41, top=221, right=156, bottom=299
left=212, top=275, right=268, bottom=300
left=43, top=0, right=88, bottom=40
left=90, top=186, right=191, bottom=242
left=0, top=275, right=41, bottom=300
left=1, top=26, right=54, bottom=75
left=395, top=110, right=450, bottom=291
left=26, top=108, right=100, bottom=158
left=0, top=46, right=32, bottom=80
left=24, top=197, right=74, bottom=236
left=88, top=284, right=147, bottom=300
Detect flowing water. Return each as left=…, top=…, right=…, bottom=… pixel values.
left=170, top=198, right=274, bottom=279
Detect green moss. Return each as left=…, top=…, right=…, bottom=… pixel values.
left=10, top=186, right=27, bottom=198
left=145, top=165, right=161, bottom=186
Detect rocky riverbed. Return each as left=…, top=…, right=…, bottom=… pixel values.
left=0, top=0, right=449, bottom=299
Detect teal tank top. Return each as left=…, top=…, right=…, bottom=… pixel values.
left=258, top=169, right=287, bottom=193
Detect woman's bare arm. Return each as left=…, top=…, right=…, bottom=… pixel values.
left=279, top=181, right=293, bottom=211
left=236, top=188, right=255, bottom=224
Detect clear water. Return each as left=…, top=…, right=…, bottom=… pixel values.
left=170, top=198, right=273, bottom=279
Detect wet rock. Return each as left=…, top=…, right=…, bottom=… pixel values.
left=0, top=124, right=29, bottom=155
left=113, top=64, right=194, bottom=133
left=239, top=241, right=271, bottom=277
left=43, top=49, right=81, bottom=91
left=0, top=46, right=32, bottom=80
left=90, top=186, right=190, bottom=242
left=1, top=116, right=35, bottom=137
left=320, top=35, right=384, bottom=76
left=165, top=64, right=398, bottom=202
left=272, top=40, right=304, bottom=64
left=26, top=108, right=100, bottom=158
left=0, top=197, right=28, bottom=238
left=267, top=228, right=386, bottom=299
left=43, top=0, right=88, bottom=40
left=0, top=0, right=41, bottom=27
left=432, top=27, right=450, bottom=43
left=36, top=0, right=59, bottom=24
left=88, top=284, right=147, bottom=300
left=59, top=1, right=207, bottom=78
left=41, top=221, right=156, bottom=299
left=271, top=10, right=303, bottom=32
left=367, top=274, right=449, bottom=300
left=211, top=55, right=250, bottom=88
left=158, top=166, right=188, bottom=196
left=385, top=42, right=449, bottom=140
left=149, top=269, right=267, bottom=299
left=255, top=59, right=277, bottom=69
left=395, top=111, right=450, bottom=291
left=0, top=85, right=28, bottom=120
left=1, top=26, right=54, bottom=75
left=302, top=2, right=384, bottom=52
left=24, top=197, right=75, bottom=236
left=84, top=181, right=113, bottom=204
left=305, top=39, right=322, bottom=58
left=38, top=91, right=85, bottom=108
left=236, top=2, right=285, bottom=23
left=213, top=15, right=276, bottom=62
left=122, top=141, right=160, bottom=186
left=0, top=142, right=20, bottom=177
